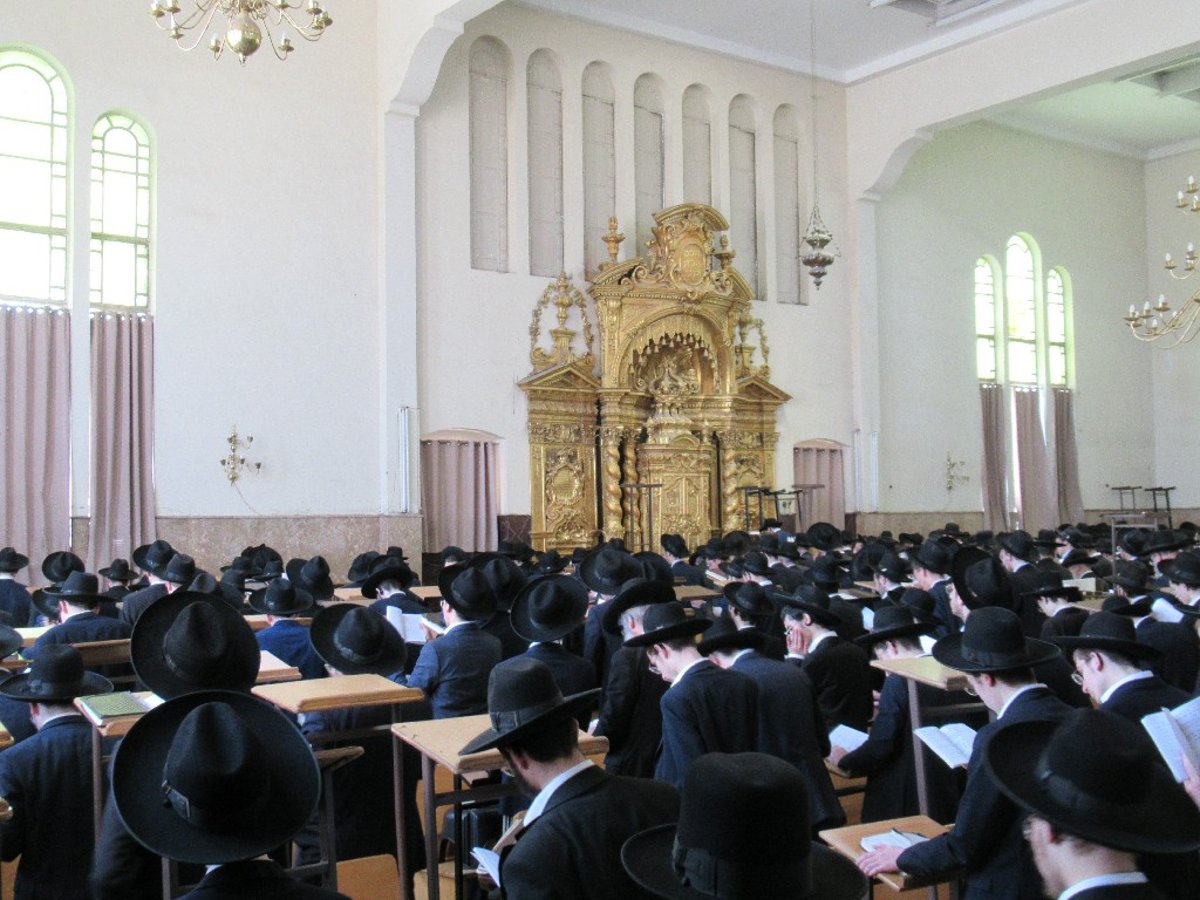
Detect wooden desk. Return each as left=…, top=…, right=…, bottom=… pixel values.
left=257, top=650, right=302, bottom=684
left=1078, top=595, right=1107, bottom=613
left=15, top=627, right=50, bottom=648
left=392, top=716, right=608, bottom=900
left=410, top=586, right=442, bottom=601
left=872, top=657, right=968, bottom=692
left=253, top=673, right=421, bottom=713
left=820, top=815, right=957, bottom=894
left=333, top=587, right=365, bottom=601
left=675, top=585, right=719, bottom=601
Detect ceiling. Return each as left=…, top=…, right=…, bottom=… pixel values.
left=519, top=0, right=1200, bottom=160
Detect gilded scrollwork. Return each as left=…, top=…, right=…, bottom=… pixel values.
left=529, top=273, right=597, bottom=373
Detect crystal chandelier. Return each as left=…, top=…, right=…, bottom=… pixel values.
left=801, top=0, right=837, bottom=289
left=1124, top=175, right=1200, bottom=347
left=149, top=1, right=333, bottom=64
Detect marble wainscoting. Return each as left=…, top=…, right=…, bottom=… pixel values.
left=851, top=512, right=986, bottom=537
left=73, top=515, right=423, bottom=584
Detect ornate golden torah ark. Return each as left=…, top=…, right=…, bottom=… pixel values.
left=520, top=204, right=789, bottom=553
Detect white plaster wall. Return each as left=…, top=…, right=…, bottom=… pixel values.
left=1146, top=152, right=1200, bottom=510
left=415, top=3, right=852, bottom=516
left=4, top=3, right=382, bottom=516
left=875, top=121, right=1152, bottom=515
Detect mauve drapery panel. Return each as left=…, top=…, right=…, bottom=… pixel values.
left=421, top=439, right=498, bottom=552
left=1013, top=387, right=1056, bottom=532
left=0, top=307, right=71, bottom=577
left=793, top=444, right=846, bottom=529
left=979, top=382, right=1009, bottom=532
left=1053, top=388, right=1085, bottom=525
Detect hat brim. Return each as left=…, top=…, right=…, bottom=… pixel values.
left=309, top=603, right=407, bottom=676
left=931, top=632, right=1060, bottom=673
left=625, top=617, right=712, bottom=648
left=0, top=669, right=113, bottom=703
left=0, top=553, right=29, bottom=573
left=98, top=567, right=134, bottom=582
left=41, top=588, right=106, bottom=606
left=509, top=576, right=589, bottom=643
left=459, top=687, right=601, bottom=756
left=602, top=580, right=678, bottom=635
left=985, top=718, right=1200, bottom=855
left=1053, top=634, right=1160, bottom=661
left=361, top=564, right=417, bottom=599
left=113, top=690, right=320, bottom=865
left=855, top=620, right=935, bottom=647
left=247, top=586, right=316, bottom=616
left=436, top=563, right=499, bottom=621
left=0, top=625, right=21, bottom=660
left=698, top=627, right=764, bottom=656
left=775, top=598, right=843, bottom=630
left=131, top=592, right=260, bottom=699
left=578, top=550, right=642, bottom=596
left=620, top=824, right=868, bottom=900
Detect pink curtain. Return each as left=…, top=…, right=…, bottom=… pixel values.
left=792, top=442, right=846, bottom=528
left=89, top=313, right=156, bottom=571
left=1052, top=388, right=1085, bottom=525
left=421, top=437, right=498, bottom=552
left=1012, top=387, right=1056, bottom=532
left=0, top=307, right=71, bottom=577
left=979, top=382, right=1009, bottom=531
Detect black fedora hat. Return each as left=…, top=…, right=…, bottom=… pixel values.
left=98, top=558, right=135, bottom=583
left=635, top=551, right=674, bottom=585
left=158, top=553, right=197, bottom=585
left=856, top=605, right=935, bottom=647
left=870, top=552, right=909, bottom=584
left=41, top=550, right=84, bottom=584
left=460, top=656, right=599, bottom=756
left=1060, top=547, right=1100, bottom=569
left=1143, top=529, right=1193, bottom=555
left=42, top=571, right=106, bottom=606
left=660, top=533, right=690, bottom=559
left=113, top=691, right=320, bottom=865
left=624, top=603, right=711, bottom=648
left=932, top=606, right=1059, bottom=673
left=984, top=709, right=1200, bottom=855
left=0, top=547, right=29, bottom=573
left=722, top=582, right=773, bottom=617
left=240, top=543, right=283, bottom=569
left=360, top=554, right=418, bottom=599
left=470, top=555, right=529, bottom=612
left=248, top=578, right=315, bottom=617
left=532, top=549, right=568, bottom=576
left=1104, top=560, right=1151, bottom=594
left=285, top=556, right=335, bottom=601
left=345, top=550, right=381, bottom=584
left=1017, top=570, right=1081, bottom=603
left=187, top=572, right=245, bottom=611
left=910, top=539, right=954, bottom=575
left=806, top=522, right=840, bottom=552
left=1100, top=593, right=1152, bottom=618
left=775, top=584, right=842, bottom=629
left=807, top=555, right=846, bottom=591
left=1160, top=550, right=1200, bottom=587
left=510, top=575, right=588, bottom=643
left=132, top=539, right=173, bottom=574
left=220, top=555, right=262, bottom=578
left=697, top=616, right=764, bottom=656
left=621, top=752, right=868, bottom=900
left=898, top=587, right=939, bottom=623
left=0, top=644, right=112, bottom=702
left=440, top=545, right=468, bottom=566
left=951, top=547, right=1010, bottom=611
left=437, top=564, right=498, bottom=621
left=498, top=540, right=535, bottom=563
left=1053, top=611, right=1160, bottom=662
left=578, top=548, right=643, bottom=596
left=132, top=593, right=260, bottom=698
left=0, top=623, right=21, bottom=660
left=602, top=578, right=677, bottom=635
left=310, top=605, right=406, bottom=676
left=998, top=530, right=1036, bottom=562
left=740, top=551, right=771, bottom=578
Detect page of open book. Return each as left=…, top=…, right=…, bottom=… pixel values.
left=829, top=723, right=870, bottom=752
left=1143, top=695, right=1200, bottom=782
left=915, top=725, right=972, bottom=769
left=860, top=829, right=928, bottom=852
left=472, top=847, right=502, bottom=886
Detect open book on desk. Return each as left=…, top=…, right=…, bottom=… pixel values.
left=829, top=723, right=869, bottom=753
left=860, top=829, right=930, bottom=852
left=915, top=723, right=977, bottom=769
left=384, top=607, right=446, bottom=644
left=1142, top=694, right=1200, bottom=782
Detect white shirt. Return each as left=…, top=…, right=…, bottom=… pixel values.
left=671, top=656, right=708, bottom=688
left=1099, top=669, right=1154, bottom=705
left=1058, top=872, right=1147, bottom=900
left=522, top=759, right=594, bottom=826
left=807, top=632, right=836, bottom=655
left=728, top=648, right=754, bottom=665
left=997, top=683, right=1046, bottom=720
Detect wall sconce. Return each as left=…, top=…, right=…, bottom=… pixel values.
left=945, top=453, right=969, bottom=493
left=219, top=426, right=262, bottom=485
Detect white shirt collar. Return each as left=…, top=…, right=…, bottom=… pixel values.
left=729, top=648, right=755, bottom=664
left=0, top=573, right=13, bottom=581
left=522, top=759, right=594, bottom=827
left=444, top=619, right=470, bottom=634
left=206, top=854, right=271, bottom=876
left=998, top=683, right=1045, bottom=720
left=1058, top=872, right=1147, bottom=900
left=1100, top=669, right=1154, bottom=705
left=807, top=632, right=836, bottom=655
left=671, top=656, right=709, bottom=688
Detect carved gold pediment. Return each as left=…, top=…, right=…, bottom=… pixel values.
left=736, top=375, right=792, bottom=404
left=518, top=360, right=601, bottom=393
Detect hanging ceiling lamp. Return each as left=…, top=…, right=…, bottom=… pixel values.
left=801, top=0, right=837, bottom=289
left=149, top=1, right=333, bottom=65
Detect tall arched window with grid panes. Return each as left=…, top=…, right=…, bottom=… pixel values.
left=974, top=255, right=1001, bottom=381
left=0, top=49, right=68, bottom=305
left=633, top=74, right=665, bottom=251
left=1046, top=267, right=1070, bottom=387
left=774, top=105, right=803, bottom=305
left=1005, top=234, right=1039, bottom=384
left=90, top=113, right=151, bottom=309
left=682, top=85, right=712, bottom=206
left=728, top=95, right=759, bottom=297
left=469, top=37, right=510, bottom=272
left=581, top=62, right=615, bottom=275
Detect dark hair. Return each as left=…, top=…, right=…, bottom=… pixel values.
left=505, top=715, right=578, bottom=763
left=657, top=636, right=697, bottom=653
left=988, top=667, right=1035, bottom=687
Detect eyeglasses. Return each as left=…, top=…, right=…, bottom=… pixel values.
left=1070, top=671, right=1085, bottom=686
left=963, top=683, right=978, bottom=697
left=647, top=663, right=661, bottom=676
left=1021, top=817, right=1034, bottom=841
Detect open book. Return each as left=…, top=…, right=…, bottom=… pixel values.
left=1141, top=695, right=1200, bottom=783
left=77, top=691, right=162, bottom=723
left=915, top=723, right=977, bottom=769
left=829, top=723, right=870, bottom=753
left=384, top=607, right=446, bottom=644
left=472, top=847, right=501, bottom=886
left=860, top=829, right=930, bottom=852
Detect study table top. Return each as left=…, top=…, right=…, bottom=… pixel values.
left=253, top=672, right=422, bottom=713
left=393, top=715, right=609, bottom=776
left=820, top=815, right=955, bottom=892
left=872, top=656, right=968, bottom=692
left=675, top=584, right=720, bottom=600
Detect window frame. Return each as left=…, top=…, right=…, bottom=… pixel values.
left=89, top=111, right=153, bottom=310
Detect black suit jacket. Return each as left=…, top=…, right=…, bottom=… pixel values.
left=0, top=715, right=95, bottom=900
left=0, top=579, right=31, bottom=627
left=898, top=687, right=1072, bottom=900
left=731, top=651, right=843, bottom=831
left=1067, top=882, right=1161, bottom=900
left=1101, top=674, right=1189, bottom=723
left=524, top=643, right=597, bottom=726
left=403, top=622, right=502, bottom=718
left=118, top=582, right=169, bottom=626
left=928, top=579, right=960, bottom=639
left=655, top=660, right=758, bottom=788
left=582, top=602, right=623, bottom=695
left=1135, top=618, right=1200, bottom=692
left=500, top=766, right=679, bottom=900
left=670, top=559, right=708, bottom=586
left=1008, top=563, right=1048, bottom=637
left=1038, top=606, right=1088, bottom=640
left=596, top=646, right=666, bottom=778
left=181, top=861, right=349, bottom=899
left=480, top=610, right=531, bottom=661
left=802, top=635, right=874, bottom=731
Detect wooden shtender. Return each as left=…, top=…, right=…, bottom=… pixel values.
left=410, top=585, right=442, bottom=601
left=333, top=586, right=365, bottom=601
left=16, top=626, right=51, bottom=648
left=257, top=650, right=302, bottom=684
left=820, top=815, right=956, bottom=892
left=392, top=714, right=608, bottom=775
left=675, top=585, right=719, bottom=601
left=243, top=613, right=312, bottom=631
left=872, top=656, right=969, bottom=692
left=252, top=672, right=422, bottom=713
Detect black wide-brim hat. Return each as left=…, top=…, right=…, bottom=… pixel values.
left=284, top=556, right=335, bottom=601
left=460, top=657, right=600, bottom=756
left=984, top=710, right=1200, bottom=855
left=579, top=547, right=644, bottom=595
left=360, top=557, right=418, bottom=599
left=510, top=575, right=589, bottom=643
left=624, top=603, right=711, bottom=647
left=697, top=617, right=764, bottom=656
left=774, top=585, right=842, bottom=629
left=131, top=592, right=260, bottom=699
left=1052, top=611, right=1160, bottom=661
left=309, top=603, right=407, bottom=676
left=621, top=826, right=866, bottom=900
left=248, top=580, right=316, bottom=616
left=0, top=547, right=29, bottom=573
left=112, top=690, right=320, bottom=865
left=722, top=582, right=774, bottom=617
left=949, top=546, right=993, bottom=609
left=602, top=578, right=677, bottom=635
left=132, top=539, right=173, bottom=573
left=437, top=564, right=498, bottom=621
left=98, top=558, right=135, bottom=582
left=0, top=644, right=113, bottom=702
left=0, top=624, right=21, bottom=660
left=41, top=550, right=84, bottom=584
left=932, top=606, right=1060, bottom=673
left=41, top=571, right=107, bottom=607
left=855, top=606, right=935, bottom=647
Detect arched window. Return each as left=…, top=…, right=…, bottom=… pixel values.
left=728, top=95, right=759, bottom=297
left=633, top=74, right=665, bottom=250
left=682, top=85, right=711, bottom=205
left=526, top=50, right=562, bottom=277
left=1005, top=235, right=1038, bottom=384
left=773, top=105, right=803, bottom=305
left=974, top=256, right=1001, bottom=381
left=469, top=37, right=510, bottom=272
left=90, top=113, right=152, bottom=308
left=0, top=49, right=68, bottom=304
left=1046, top=267, right=1069, bottom=387
left=581, top=62, right=615, bottom=274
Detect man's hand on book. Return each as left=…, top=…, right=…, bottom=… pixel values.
left=828, top=745, right=848, bottom=766
left=857, top=844, right=903, bottom=877
left=1182, top=753, right=1200, bottom=811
